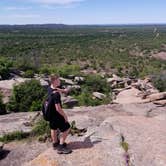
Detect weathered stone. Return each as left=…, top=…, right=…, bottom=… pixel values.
left=153, top=99, right=166, bottom=106
left=107, top=74, right=122, bottom=84
left=147, top=92, right=166, bottom=101
left=0, top=102, right=166, bottom=166
left=74, top=77, right=85, bottom=83
left=0, top=78, right=28, bottom=90
left=68, top=85, right=81, bottom=91
left=38, top=79, right=49, bottom=87
left=62, top=96, right=78, bottom=108
left=60, top=78, right=75, bottom=85
left=92, top=92, right=106, bottom=100
left=113, top=87, right=150, bottom=104
left=103, top=116, right=166, bottom=166
left=0, top=112, right=40, bottom=137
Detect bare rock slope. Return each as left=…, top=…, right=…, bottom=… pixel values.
left=0, top=103, right=166, bottom=166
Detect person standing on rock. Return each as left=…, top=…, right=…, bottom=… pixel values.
left=48, top=74, right=72, bottom=154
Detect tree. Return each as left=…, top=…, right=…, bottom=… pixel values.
left=7, top=80, right=46, bottom=112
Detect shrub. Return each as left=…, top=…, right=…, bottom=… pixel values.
left=83, top=74, right=111, bottom=94
left=31, top=118, right=50, bottom=136
left=151, top=72, right=166, bottom=92
left=23, top=70, right=35, bottom=78
left=76, top=91, right=100, bottom=106
left=57, top=65, right=80, bottom=78
left=7, top=79, right=46, bottom=112
left=0, top=58, right=12, bottom=79
left=70, top=74, right=112, bottom=106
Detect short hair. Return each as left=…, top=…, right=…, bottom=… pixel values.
left=50, top=74, right=59, bottom=84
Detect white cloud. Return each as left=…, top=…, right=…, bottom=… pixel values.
left=32, top=0, right=84, bottom=5
left=11, top=14, right=41, bottom=18
left=5, top=6, right=32, bottom=10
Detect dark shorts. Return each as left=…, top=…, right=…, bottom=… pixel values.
left=49, top=115, right=70, bottom=132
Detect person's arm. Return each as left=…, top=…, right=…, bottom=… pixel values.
left=55, top=88, right=70, bottom=94
left=55, top=104, right=68, bottom=122
left=53, top=92, right=68, bottom=122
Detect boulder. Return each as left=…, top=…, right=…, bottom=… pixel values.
left=123, top=78, right=132, bottom=86
left=147, top=92, right=166, bottom=101
left=67, top=75, right=75, bottom=79
left=0, top=78, right=28, bottom=90
left=103, top=116, right=166, bottom=166
left=67, top=85, right=81, bottom=92
left=113, top=87, right=150, bottom=104
left=92, top=92, right=106, bottom=100
left=74, top=77, right=85, bottom=83
left=0, top=112, right=40, bottom=137
left=0, top=103, right=166, bottom=166
left=60, top=78, right=75, bottom=85
left=107, top=74, right=122, bottom=84
left=153, top=99, right=166, bottom=106
left=62, top=96, right=78, bottom=108
left=38, top=79, right=49, bottom=87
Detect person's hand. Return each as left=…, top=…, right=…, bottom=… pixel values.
left=63, top=88, right=70, bottom=94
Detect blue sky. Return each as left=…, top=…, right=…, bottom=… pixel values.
left=0, top=0, right=166, bottom=25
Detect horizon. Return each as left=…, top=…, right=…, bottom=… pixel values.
left=0, top=0, right=166, bottom=25
left=1, top=23, right=166, bottom=26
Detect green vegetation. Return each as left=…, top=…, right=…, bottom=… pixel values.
left=74, top=74, right=112, bottom=106
left=151, top=72, right=166, bottom=92
left=121, top=141, right=129, bottom=152
left=0, top=131, right=30, bottom=143
left=0, top=118, right=86, bottom=143
left=23, top=69, right=35, bottom=78
left=31, top=118, right=50, bottom=136
left=0, top=25, right=165, bottom=79
left=0, top=25, right=166, bottom=109
left=7, top=80, right=46, bottom=112
left=0, top=57, right=13, bottom=79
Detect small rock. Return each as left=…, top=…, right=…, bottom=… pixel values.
left=69, top=85, right=81, bottom=91
left=60, top=77, right=75, bottom=85
left=67, top=75, right=75, bottom=79
left=92, top=92, right=106, bottom=100
left=74, top=76, right=85, bottom=83
left=39, top=79, right=49, bottom=87
left=107, top=74, right=122, bottom=84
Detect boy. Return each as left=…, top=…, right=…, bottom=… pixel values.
left=48, top=74, right=72, bottom=154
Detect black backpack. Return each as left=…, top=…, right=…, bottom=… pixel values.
left=42, top=93, right=54, bottom=121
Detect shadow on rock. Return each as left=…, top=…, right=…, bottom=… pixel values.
left=68, top=136, right=101, bottom=150
left=0, top=149, right=10, bottom=160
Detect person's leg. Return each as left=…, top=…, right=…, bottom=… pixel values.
left=59, top=128, right=70, bottom=145
left=51, top=129, right=58, bottom=143
left=57, top=122, right=72, bottom=154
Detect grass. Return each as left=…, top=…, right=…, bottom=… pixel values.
left=0, top=119, right=87, bottom=143
left=0, top=131, right=30, bottom=143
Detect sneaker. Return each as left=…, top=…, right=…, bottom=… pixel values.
left=57, top=144, right=72, bottom=154
left=52, top=140, right=60, bottom=149
left=63, top=142, right=67, bottom=147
